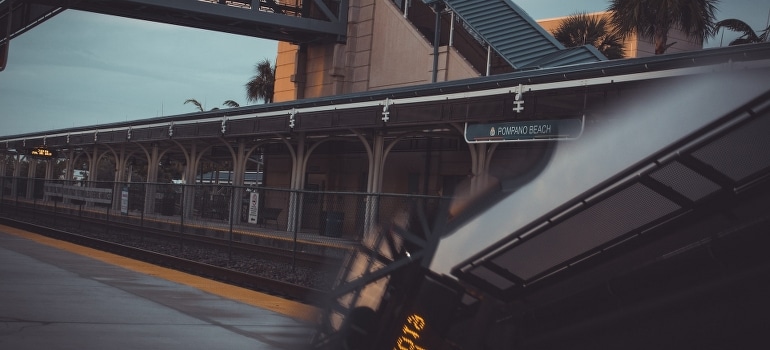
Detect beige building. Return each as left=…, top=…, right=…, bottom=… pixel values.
left=274, top=3, right=705, bottom=102
left=275, top=0, right=482, bottom=102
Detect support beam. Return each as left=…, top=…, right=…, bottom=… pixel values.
left=287, top=133, right=306, bottom=232
left=1, top=0, right=348, bottom=48
left=0, top=154, right=6, bottom=178
left=64, top=149, right=74, bottom=182
left=230, top=140, right=247, bottom=225
left=11, top=154, right=20, bottom=197
left=26, top=156, right=35, bottom=199
left=112, top=145, right=127, bottom=211
left=144, top=143, right=160, bottom=214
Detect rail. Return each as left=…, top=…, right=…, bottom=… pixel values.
left=0, top=216, right=327, bottom=304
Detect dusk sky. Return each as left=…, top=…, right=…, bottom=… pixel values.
left=1, top=0, right=768, bottom=137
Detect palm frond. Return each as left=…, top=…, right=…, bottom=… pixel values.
left=715, top=19, right=755, bottom=34
left=184, top=99, right=204, bottom=112
left=222, top=100, right=240, bottom=108
left=716, top=18, right=763, bottom=45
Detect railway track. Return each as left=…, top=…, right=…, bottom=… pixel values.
left=0, top=210, right=339, bottom=306
left=3, top=200, right=348, bottom=269
left=77, top=214, right=344, bottom=270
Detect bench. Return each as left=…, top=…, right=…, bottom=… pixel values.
left=260, top=207, right=282, bottom=229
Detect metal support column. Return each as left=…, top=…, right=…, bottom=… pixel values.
left=43, top=158, right=53, bottom=201
left=112, top=145, right=126, bottom=211
left=431, top=2, right=442, bottom=83
left=364, top=133, right=386, bottom=235
left=11, top=154, right=20, bottom=197
left=64, top=149, right=75, bottom=182
left=25, top=156, right=35, bottom=199
left=230, top=140, right=247, bottom=226
left=287, top=133, right=306, bottom=232
left=180, top=142, right=199, bottom=219
left=87, top=145, right=99, bottom=188
left=144, top=143, right=160, bottom=215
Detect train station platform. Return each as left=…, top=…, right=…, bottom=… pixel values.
left=0, top=225, right=318, bottom=350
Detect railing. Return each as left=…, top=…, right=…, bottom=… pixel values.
left=392, top=0, right=514, bottom=75
left=0, top=176, right=447, bottom=242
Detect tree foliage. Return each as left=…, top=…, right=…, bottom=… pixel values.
left=222, top=100, right=240, bottom=108
left=184, top=98, right=205, bottom=112
left=607, top=0, right=719, bottom=54
left=715, top=18, right=769, bottom=45
left=552, top=12, right=625, bottom=59
left=184, top=98, right=240, bottom=112
left=246, top=58, right=276, bottom=104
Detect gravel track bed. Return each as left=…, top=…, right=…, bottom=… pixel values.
left=66, top=226, right=336, bottom=290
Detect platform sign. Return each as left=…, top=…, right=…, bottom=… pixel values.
left=28, top=146, right=57, bottom=159
left=120, top=187, right=129, bottom=215
left=248, top=192, right=259, bottom=224
left=464, top=118, right=583, bottom=143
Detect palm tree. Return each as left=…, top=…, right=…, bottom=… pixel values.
left=607, top=0, right=719, bottom=55
left=715, top=18, right=769, bottom=45
left=184, top=99, right=240, bottom=111
left=551, top=12, right=625, bottom=60
left=246, top=58, right=276, bottom=104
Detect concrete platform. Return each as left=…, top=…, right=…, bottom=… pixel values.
left=0, top=226, right=317, bottom=350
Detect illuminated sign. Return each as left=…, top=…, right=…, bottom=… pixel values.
left=384, top=273, right=462, bottom=350
left=28, top=147, right=57, bottom=158
left=393, top=314, right=427, bottom=350
left=464, top=118, right=583, bottom=143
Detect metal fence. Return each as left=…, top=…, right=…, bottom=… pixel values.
left=0, top=176, right=447, bottom=242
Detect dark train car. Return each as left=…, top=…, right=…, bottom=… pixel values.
left=311, top=65, right=770, bottom=349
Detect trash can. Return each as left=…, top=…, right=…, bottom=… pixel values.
left=323, top=211, right=344, bottom=237
left=161, top=193, right=176, bottom=216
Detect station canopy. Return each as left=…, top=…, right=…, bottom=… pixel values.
left=433, top=67, right=770, bottom=301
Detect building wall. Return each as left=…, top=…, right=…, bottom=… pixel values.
left=537, top=11, right=703, bottom=59
left=276, top=7, right=708, bottom=103
left=274, top=0, right=478, bottom=103
left=274, top=42, right=298, bottom=102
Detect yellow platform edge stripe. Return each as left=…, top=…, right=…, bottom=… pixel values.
left=0, top=224, right=321, bottom=323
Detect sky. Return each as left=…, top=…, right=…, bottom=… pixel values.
left=1, top=0, right=768, bottom=137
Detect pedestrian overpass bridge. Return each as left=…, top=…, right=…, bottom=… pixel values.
left=0, top=0, right=350, bottom=71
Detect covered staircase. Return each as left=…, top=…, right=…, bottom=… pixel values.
left=401, top=0, right=605, bottom=75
